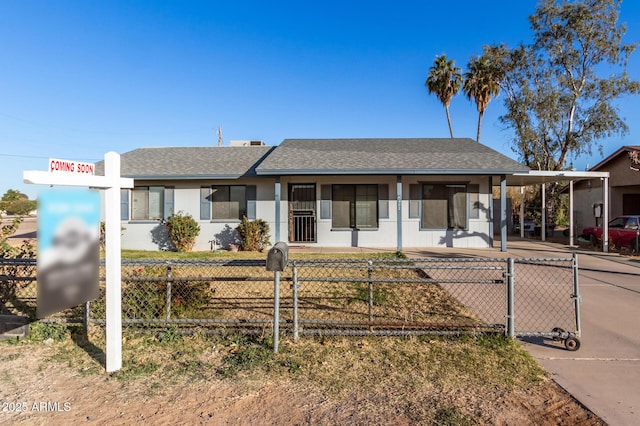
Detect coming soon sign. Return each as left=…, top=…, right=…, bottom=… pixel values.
left=49, top=158, right=95, bottom=175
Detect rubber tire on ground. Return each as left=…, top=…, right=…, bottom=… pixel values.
left=564, top=337, right=581, bottom=351
left=589, top=234, right=598, bottom=248
left=631, top=238, right=639, bottom=254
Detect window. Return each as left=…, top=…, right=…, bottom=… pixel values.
left=421, top=184, right=467, bottom=230
left=200, top=185, right=256, bottom=221
left=131, top=187, right=174, bottom=220
left=331, top=184, right=378, bottom=229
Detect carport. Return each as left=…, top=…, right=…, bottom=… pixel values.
left=493, top=170, right=610, bottom=252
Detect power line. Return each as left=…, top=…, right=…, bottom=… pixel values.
left=0, top=112, right=211, bottom=136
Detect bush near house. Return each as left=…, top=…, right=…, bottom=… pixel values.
left=236, top=217, right=270, bottom=252
left=165, top=212, right=200, bottom=252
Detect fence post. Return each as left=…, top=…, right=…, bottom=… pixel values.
left=84, top=301, right=90, bottom=340
left=506, top=258, right=515, bottom=338
left=273, top=270, right=280, bottom=352
left=367, top=260, right=373, bottom=333
left=165, top=264, right=172, bottom=322
left=572, top=253, right=581, bottom=338
left=293, top=264, right=299, bottom=341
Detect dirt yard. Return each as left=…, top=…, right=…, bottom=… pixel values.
left=0, top=334, right=604, bottom=426
left=0, top=217, right=604, bottom=424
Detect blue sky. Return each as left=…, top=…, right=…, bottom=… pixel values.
left=2, top=0, right=639, bottom=199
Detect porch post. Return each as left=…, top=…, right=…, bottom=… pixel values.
left=541, top=183, right=546, bottom=242
left=569, top=180, right=575, bottom=246
left=275, top=177, right=281, bottom=242
left=603, top=176, right=609, bottom=253
left=500, top=175, right=507, bottom=252
left=396, top=175, right=403, bottom=252
left=488, top=176, right=494, bottom=247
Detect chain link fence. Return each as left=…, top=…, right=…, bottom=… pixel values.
left=0, top=255, right=581, bottom=347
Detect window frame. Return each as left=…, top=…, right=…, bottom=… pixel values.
left=130, top=186, right=173, bottom=221
left=419, top=183, right=469, bottom=231
left=330, top=184, right=379, bottom=230
left=201, top=185, right=255, bottom=221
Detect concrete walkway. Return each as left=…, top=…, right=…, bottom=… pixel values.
left=291, top=240, right=640, bottom=425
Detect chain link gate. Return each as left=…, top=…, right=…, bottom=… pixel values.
left=510, top=254, right=581, bottom=351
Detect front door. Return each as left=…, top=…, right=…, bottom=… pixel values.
left=289, top=184, right=316, bottom=243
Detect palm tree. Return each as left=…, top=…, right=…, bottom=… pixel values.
left=425, top=55, right=462, bottom=138
left=463, top=55, right=502, bottom=143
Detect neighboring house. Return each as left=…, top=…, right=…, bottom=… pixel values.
left=99, top=138, right=530, bottom=251
left=572, top=145, right=640, bottom=232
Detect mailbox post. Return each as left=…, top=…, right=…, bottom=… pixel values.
left=266, top=242, right=288, bottom=353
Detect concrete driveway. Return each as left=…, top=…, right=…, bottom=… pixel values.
left=405, top=240, right=639, bottom=426
left=520, top=247, right=640, bottom=426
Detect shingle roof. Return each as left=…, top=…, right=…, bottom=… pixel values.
left=95, top=146, right=273, bottom=179
left=255, top=138, right=529, bottom=175
left=590, top=145, right=640, bottom=171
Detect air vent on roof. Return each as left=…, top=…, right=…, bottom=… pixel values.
left=229, top=140, right=266, bottom=147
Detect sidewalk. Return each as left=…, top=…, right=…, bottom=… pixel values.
left=290, top=239, right=640, bottom=425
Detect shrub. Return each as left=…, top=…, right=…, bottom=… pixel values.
left=236, top=216, right=270, bottom=251
left=165, top=211, right=200, bottom=252
left=114, top=266, right=215, bottom=320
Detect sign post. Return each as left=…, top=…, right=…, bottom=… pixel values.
left=24, top=152, right=133, bottom=372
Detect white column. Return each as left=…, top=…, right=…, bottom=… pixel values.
left=520, top=186, right=525, bottom=238
left=541, top=183, right=546, bottom=242
left=603, top=177, right=609, bottom=253
left=569, top=180, right=574, bottom=246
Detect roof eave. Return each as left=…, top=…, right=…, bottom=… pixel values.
left=255, top=168, right=529, bottom=176
left=122, top=174, right=247, bottom=180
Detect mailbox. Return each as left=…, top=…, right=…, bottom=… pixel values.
left=266, top=242, right=289, bottom=272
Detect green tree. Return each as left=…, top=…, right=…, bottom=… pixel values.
left=488, top=0, right=639, bottom=218
left=425, top=55, right=462, bottom=138
left=463, top=53, right=503, bottom=143
left=0, top=189, right=36, bottom=215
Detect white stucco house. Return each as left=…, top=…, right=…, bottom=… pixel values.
left=97, top=138, right=532, bottom=251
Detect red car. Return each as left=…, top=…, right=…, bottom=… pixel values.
left=582, top=215, right=640, bottom=253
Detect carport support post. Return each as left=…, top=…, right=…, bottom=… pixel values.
left=602, top=177, right=609, bottom=253
left=569, top=181, right=575, bottom=246
left=541, top=183, right=546, bottom=242
left=520, top=187, right=525, bottom=238
left=506, top=258, right=515, bottom=338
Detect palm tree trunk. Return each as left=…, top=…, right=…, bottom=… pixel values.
left=476, top=110, right=484, bottom=143
left=445, top=106, right=454, bottom=138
